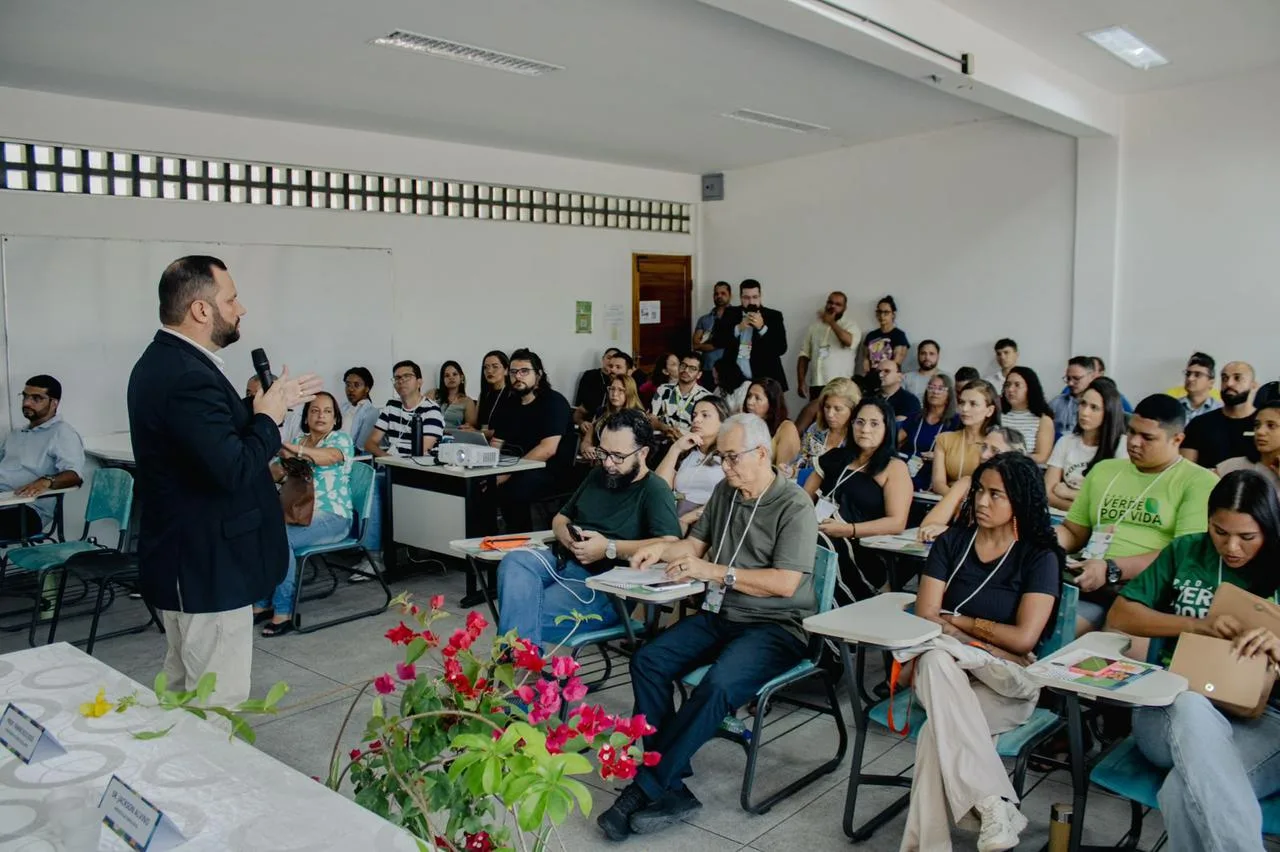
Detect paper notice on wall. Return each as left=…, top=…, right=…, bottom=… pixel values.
left=604, top=304, right=625, bottom=341
left=639, top=301, right=661, bottom=325
left=575, top=301, right=592, bottom=334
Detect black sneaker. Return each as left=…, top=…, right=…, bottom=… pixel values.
left=597, top=784, right=648, bottom=841
left=629, top=787, right=702, bottom=835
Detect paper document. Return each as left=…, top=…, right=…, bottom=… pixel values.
left=591, top=565, right=673, bottom=588
left=1033, top=649, right=1158, bottom=691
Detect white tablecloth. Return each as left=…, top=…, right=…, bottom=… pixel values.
left=0, top=643, right=426, bottom=851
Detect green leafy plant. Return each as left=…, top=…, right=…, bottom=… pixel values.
left=88, top=673, right=290, bottom=744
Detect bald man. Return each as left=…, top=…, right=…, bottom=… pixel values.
left=1181, top=360, right=1258, bottom=468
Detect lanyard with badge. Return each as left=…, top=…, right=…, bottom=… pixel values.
left=1080, top=457, right=1183, bottom=560
left=906, top=419, right=942, bottom=479
left=940, top=530, right=1017, bottom=616
left=814, top=463, right=865, bottom=523
left=704, top=493, right=763, bottom=613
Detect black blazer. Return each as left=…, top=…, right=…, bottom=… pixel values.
left=127, top=331, right=288, bottom=614
left=712, top=305, right=789, bottom=390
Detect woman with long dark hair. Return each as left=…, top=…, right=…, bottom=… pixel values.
left=656, top=396, right=730, bottom=529
left=1108, top=470, right=1280, bottom=852
left=1218, top=400, right=1280, bottom=494
left=906, top=452, right=1062, bottom=850
left=742, top=378, right=801, bottom=474
left=804, top=397, right=912, bottom=602
left=999, top=366, right=1055, bottom=463
left=476, top=350, right=510, bottom=438
left=1044, top=377, right=1128, bottom=511
left=899, top=372, right=958, bottom=491
left=429, top=360, right=478, bottom=430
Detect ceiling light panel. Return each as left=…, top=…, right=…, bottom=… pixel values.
left=370, top=30, right=564, bottom=76
left=722, top=109, right=830, bottom=134
left=1083, top=26, right=1169, bottom=70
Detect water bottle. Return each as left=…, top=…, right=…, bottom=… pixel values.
left=719, top=715, right=752, bottom=742
left=409, top=411, right=424, bottom=456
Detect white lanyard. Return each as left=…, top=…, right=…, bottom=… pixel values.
left=1096, top=457, right=1183, bottom=528
left=943, top=530, right=1016, bottom=617
left=913, top=417, right=942, bottom=455
left=713, top=487, right=765, bottom=571
left=1216, top=558, right=1280, bottom=602
left=821, top=463, right=866, bottom=502
left=956, top=434, right=977, bottom=480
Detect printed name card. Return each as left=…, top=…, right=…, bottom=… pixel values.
left=0, top=702, right=66, bottom=764
left=100, top=775, right=186, bottom=851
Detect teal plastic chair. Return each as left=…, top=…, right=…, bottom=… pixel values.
left=1089, top=637, right=1280, bottom=848
left=288, top=462, right=392, bottom=633
left=677, top=546, right=849, bottom=814
left=846, top=582, right=1079, bottom=840
left=0, top=468, right=134, bottom=647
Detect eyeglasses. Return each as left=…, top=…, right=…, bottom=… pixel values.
left=853, top=418, right=884, bottom=429
left=18, top=392, right=48, bottom=403
left=591, top=447, right=642, bottom=465
left=392, top=374, right=416, bottom=384
left=1184, top=370, right=1211, bottom=380
left=874, top=310, right=893, bottom=316
left=926, top=385, right=947, bottom=393
left=678, top=363, right=700, bottom=373
left=509, top=367, right=535, bottom=378
left=1064, top=373, right=1089, bottom=384
left=720, top=446, right=763, bottom=468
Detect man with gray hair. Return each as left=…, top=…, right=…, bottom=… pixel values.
left=597, top=413, right=819, bottom=840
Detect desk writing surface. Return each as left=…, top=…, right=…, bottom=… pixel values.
left=0, top=486, right=77, bottom=507
left=585, top=576, right=706, bottom=604
left=376, top=455, right=546, bottom=478
left=803, top=592, right=939, bottom=648
left=1026, top=631, right=1187, bottom=707
left=84, top=432, right=136, bottom=464
left=449, top=531, right=556, bottom=562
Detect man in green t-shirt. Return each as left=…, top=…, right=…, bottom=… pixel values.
left=1058, top=394, right=1218, bottom=629
left=597, top=413, right=819, bottom=841
left=496, top=409, right=681, bottom=648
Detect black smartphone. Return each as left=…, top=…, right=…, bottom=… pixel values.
left=568, top=524, right=586, bottom=543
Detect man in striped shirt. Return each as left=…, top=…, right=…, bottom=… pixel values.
left=364, top=360, right=444, bottom=458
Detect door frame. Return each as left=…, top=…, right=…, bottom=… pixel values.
left=631, top=253, right=692, bottom=368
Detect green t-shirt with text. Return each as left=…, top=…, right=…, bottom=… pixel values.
left=1065, top=458, right=1217, bottom=558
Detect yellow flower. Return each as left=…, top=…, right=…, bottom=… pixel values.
left=79, top=688, right=113, bottom=718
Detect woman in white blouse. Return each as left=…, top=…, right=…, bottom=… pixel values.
left=1044, top=377, right=1128, bottom=511
left=656, top=395, right=730, bottom=529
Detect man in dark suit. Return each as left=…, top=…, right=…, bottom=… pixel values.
left=711, top=279, right=789, bottom=391
left=127, top=255, right=319, bottom=706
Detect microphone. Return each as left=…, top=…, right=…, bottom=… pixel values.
left=251, top=348, right=273, bottom=393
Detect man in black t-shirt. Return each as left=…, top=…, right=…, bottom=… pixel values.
left=1182, top=360, right=1257, bottom=469
left=490, top=348, right=573, bottom=531
left=573, top=348, right=628, bottom=425
left=876, top=358, right=921, bottom=423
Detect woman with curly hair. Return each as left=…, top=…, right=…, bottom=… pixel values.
left=904, top=452, right=1062, bottom=851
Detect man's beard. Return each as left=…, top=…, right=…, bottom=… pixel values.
left=919, top=360, right=936, bottom=371
left=604, top=465, right=641, bottom=490
left=1222, top=389, right=1251, bottom=407
left=210, top=312, right=240, bottom=348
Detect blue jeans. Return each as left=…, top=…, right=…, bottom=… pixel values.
left=495, top=550, right=619, bottom=648
left=630, top=612, right=806, bottom=800
left=361, top=467, right=387, bottom=553
left=1133, top=691, right=1280, bottom=852
left=258, top=510, right=350, bottom=616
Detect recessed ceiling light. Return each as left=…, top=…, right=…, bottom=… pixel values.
left=1083, top=26, right=1169, bottom=70
left=370, top=30, right=564, bottom=76
left=722, top=109, right=830, bottom=134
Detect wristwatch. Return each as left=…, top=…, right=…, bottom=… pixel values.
left=723, top=566, right=737, bottom=590
left=1105, top=559, right=1122, bottom=585
left=605, top=540, right=617, bottom=560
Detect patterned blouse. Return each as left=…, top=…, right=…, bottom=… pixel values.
left=302, top=430, right=354, bottom=519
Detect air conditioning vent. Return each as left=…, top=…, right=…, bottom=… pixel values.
left=370, top=30, right=564, bottom=77
left=722, top=109, right=829, bottom=134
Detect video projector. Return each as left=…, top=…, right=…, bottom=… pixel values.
left=437, top=443, right=501, bottom=468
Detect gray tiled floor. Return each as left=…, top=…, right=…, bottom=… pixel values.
left=0, top=561, right=1186, bottom=850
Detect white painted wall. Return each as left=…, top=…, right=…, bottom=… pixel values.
left=1114, top=67, right=1280, bottom=395
left=0, top=86, right=698, bottom=439
left=700, top=117, right=1078, bottom=395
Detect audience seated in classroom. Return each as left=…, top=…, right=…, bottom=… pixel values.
left=428, top=360, right=479, bottom=430
left=918, top=425, right=1025, bottom=542
left=712, top=278, right=789, bottom=390
left=1049, top=356, right=1097, bottom=435
left=1217, top=401, right=1280, bottom=493
left=655, top=396, right=729, bottom=529
left=1106, top=470, right=1280, bottom=852
left=650, top=352, right=712, bottom=440
left=475, top=350, right=511, bottom=438
left=795, top=290, right=859, bottom=432
left=999, top=366, right=1056, bottom=464
left=1170, top=351, right=1222, bottom=422
left=692, top=281, right=732, bottom=384
left=0, top=374, right=85, bottom=541
left=363, top=360, right=445, bottom=458
left=1044, top=377, right=1128, bottom=512
left=932, top=379, right=1000, bottom=496
left=804, top=396, right=912, bottom=602
left=899, top=372, right=957, bottom=492
left=340, top=366, right=379, bottom=455
left=598, top=413, right=818, bottom=841
left=638, top=352, right=679, bottom=410
left=902, top=338, right=942, bottom=406
left=1084, top=356, right=1133, bottom=413
left=860, top=295, right=910, bottom=375
left=256, top=391, right=354, bottom=637
left=1055, top=394, right=1218, bottom=634
left=579, top=374, right=643, bottom=457
left=573, top=348, right=628, bottom=426
left=906, top=452, right=1062, bottom=852
left=984, top=337, right=1019, bottom=395
left=742, top=378, right=800, bottom=475
left=495, top=409, right=681, bottom=649
left=1181, top=360, right=1257, bottom=469
left=711, top=357, right=750, bottom=415
left=875, top=358, right=922, bottom=424
left=800, top=377, right=861, bottom=477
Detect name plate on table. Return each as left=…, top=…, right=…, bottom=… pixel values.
left=100, top=775, right=187, bottom=851
left=0, top=702, right=66, bottom=763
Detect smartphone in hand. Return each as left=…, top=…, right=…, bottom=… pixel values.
left=568, top=524, right=587, bottom=543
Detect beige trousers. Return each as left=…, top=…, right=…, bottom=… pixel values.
left=900, top=649, right=1037, bottom=852
left=159, top=606, right=253, bottom=707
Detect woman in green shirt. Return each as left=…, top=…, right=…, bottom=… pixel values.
left=1109, top=470, right=1280, bottom=852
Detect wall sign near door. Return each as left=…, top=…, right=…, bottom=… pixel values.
left=575, top=300, right=592, bottom=334
left=638, top=300, right=662, bottom=324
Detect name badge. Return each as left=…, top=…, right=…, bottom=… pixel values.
left=814, top=497, right=838, bottom=524
left=739, top=342, right=753, bottom=361
left=1080, top=524, right=1116, bottom=561
left=0, top=702, right=65, bottom=764
left=703, top=582, right=726, bottom=614
left=100, top=775, right=187, bottom=851
left=817, top=345, right=830, bottom=361
left=906, top=455, right=924, bottom=478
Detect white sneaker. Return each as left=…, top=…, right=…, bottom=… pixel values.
left=975, top=795, right=1027, bottom=852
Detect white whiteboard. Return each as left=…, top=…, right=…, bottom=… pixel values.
left=1, top=236, right=395, bottom=435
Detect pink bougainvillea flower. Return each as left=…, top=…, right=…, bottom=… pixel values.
left=395, top=661, right=417, bottom=681
left=513, top=685, right=535, bottom=703
left=421, top=630, right=439, bottom=648
left=373, top=674, right=396, bottom=695
left=570, top=704, right=614, bottom=740
left=561, top=676, right=588, bottom=703
left=349, top=748, right=362, bottom=761
left=512, top=643, right=546, bottom=674
left=550, top=655, right=581, bottom=680
left=384, top=621, right=416, bottom=646
left=448, top=629, right=475, bottom=652
left=613, top=713, right=656, bottom=741
left=465, top=611, right=488, bottom=635
left=545, top=723, right=573, bottom=754
left=368, top=740, right=383, bottom=752
left=430, top=594, right=445, bottom=610
left=642, top=750, right=661, bottom=767
left=464, top=831, right=494, bottom=852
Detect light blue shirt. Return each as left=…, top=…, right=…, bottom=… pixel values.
left=1179, top=395, right=1222, bottom=422
left=696, top=309, right=724, bottom=373
left=735, top=325, right=754, bottom=380
left=341, top=400, right=379, bottom=455
left=0, top=415, right=86, bottom=525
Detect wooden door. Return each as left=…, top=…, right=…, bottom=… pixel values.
left=632, top=254, right=692, bottom=375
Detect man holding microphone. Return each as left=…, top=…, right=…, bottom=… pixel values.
left=128, top=256, right=320, bottom=706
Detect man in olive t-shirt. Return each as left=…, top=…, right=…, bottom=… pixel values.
left=496, top=410, right=680, bottom=648
left=597, top=413, right=818, bottom=841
